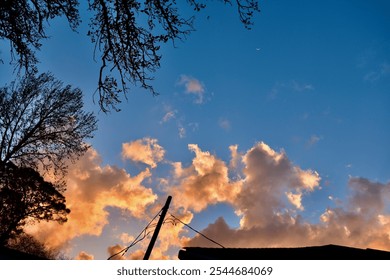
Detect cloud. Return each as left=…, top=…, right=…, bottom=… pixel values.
left=75, top=251, right=94, bottom=260
left=167, top=144, right=242, bottom=213
left=24, top=139, right=390, bottom=258
left=291, top=80, right=314, bottom=92
left=107, top=244, right=127, bottom=260
left=286, top=192, right=304, bottom=210
left=178, top=75, right=205, bottom=104
left=160, top=104, right=177, bottom=124
left=234, top=142, right=320, bottom=228
left=348, top=177, right=390, bottom=215
left=268, top=80, right=314, bottom=99
left=122, top=137, right=165, bottom=168
left=187, top=176, right=390, bottom=251
left=218, top=118, right=231, bottom=131
left=26, top=147, right=157, bottom=249
left=317, top=178, right=390, bottom=249
left=178, top=125, right=186, bottom=139
left=229, top=144, right=243, bottom=172
left=161, top=110, right=176, bottom=123
left=119, top=233, right=135, bottom=244
left=364, top=62, right=390, bottom=82
left=306, top=135, right=322, bottom=148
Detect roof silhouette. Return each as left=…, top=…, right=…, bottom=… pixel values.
left=178, top=244, right=390, bottom=260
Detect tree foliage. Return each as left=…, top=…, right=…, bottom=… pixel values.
left=6, top=233, right=67, bottom=260
left=0, top=72, right=95, bottom=246
left=0, top=162, right=70, bottom=245
left=0, top=0, right=260, bottom=112
left=0, top=72, right=97, bottom=176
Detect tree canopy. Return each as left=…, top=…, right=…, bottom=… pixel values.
left=0, top=162, right=70, bottom=245
left=0, top=72, right=96, bottom=245
left=0, top=72, right=97, bottom=176
left=0, top=0, right=260, bottom=112
left=6, top=232, right=67, bottom=259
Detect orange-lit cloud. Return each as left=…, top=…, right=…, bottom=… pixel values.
left=122, top=137, right=165, bottom=168
left=107, top=244, right=127, bottom=260
left=187, top=176, right=390, bottom=251
left=25, top=139, right=390, bottom=258
left=26, top=148, right=157, bottom=249
left=235, top=142, right=320, bottom=228
left=167, top=144, right=242, bottom=212
left=75, top=251, right=94, bottom=260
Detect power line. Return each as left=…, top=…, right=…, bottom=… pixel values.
left=168, top=213, right=225, bottom=248
left=107, top=208, right=162, bottom=260
left=107, top=205, right=226, bottom=259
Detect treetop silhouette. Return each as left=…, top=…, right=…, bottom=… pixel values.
left=0, top=72, right=97, bottom=177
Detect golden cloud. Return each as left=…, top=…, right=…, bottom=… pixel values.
left=168, top=144, right=242, bottom=212
left=187, top=177, right=390, bottom=252
left=75, top=251, right=94, bottom=260
left=122, top=137, right=165, bottom=168
left=24, top=139, right=390, bottom=259
left=26, top=148, right=157, bottom=249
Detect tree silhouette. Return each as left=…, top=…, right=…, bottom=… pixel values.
left=0, top=72, right=95, bottom=246
left=6, top=232, right=68, bottom=259
left=0, top=72, right=97, bottom=177
left=0, top=0, right=260, bottom=112
left=0, top=0, right=80, bottom=72
left=0, top=162, right=70, bottom=246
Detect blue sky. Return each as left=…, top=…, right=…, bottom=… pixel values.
left=1, top=0, right=389, bottom=259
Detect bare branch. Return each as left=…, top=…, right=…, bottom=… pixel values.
left=0, top=72, right=97, bottom=176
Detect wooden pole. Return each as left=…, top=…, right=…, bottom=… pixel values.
left=143, top=196, right=172, bottom=260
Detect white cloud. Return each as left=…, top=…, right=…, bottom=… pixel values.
left=161, top=110, right=176, bottom=123
left=178, top=75, right=205, bottom=104
left=178, top=125, right=186, bottom=138
left=218, top=118, right=231, bottom=131
left=291, top=80, right=314, bottom=92
left=268, top=80, right=314, bottom=99
left=188, top=122, right=199, bottom=132
left=364, top=62, right=390, bottom=82
left=160, top=104, right=177, bottom=124
left=306, top=135, right=322, bottom=148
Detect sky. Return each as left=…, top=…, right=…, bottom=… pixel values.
left=0, top=0, right=390, bottom=260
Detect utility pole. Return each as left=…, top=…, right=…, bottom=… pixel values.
left=143, top=196, right=172, bottom=260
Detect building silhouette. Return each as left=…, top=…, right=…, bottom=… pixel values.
left=178, top=244, right=390, bottom=260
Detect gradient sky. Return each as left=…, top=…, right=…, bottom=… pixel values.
left=1, top=0, right=389, bottom=260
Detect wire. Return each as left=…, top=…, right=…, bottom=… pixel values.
left=168, top=212, right=225, bottom=248
left=107, top=206, right=225, bottom=259
left=107, top=208, right=163, bottom=260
